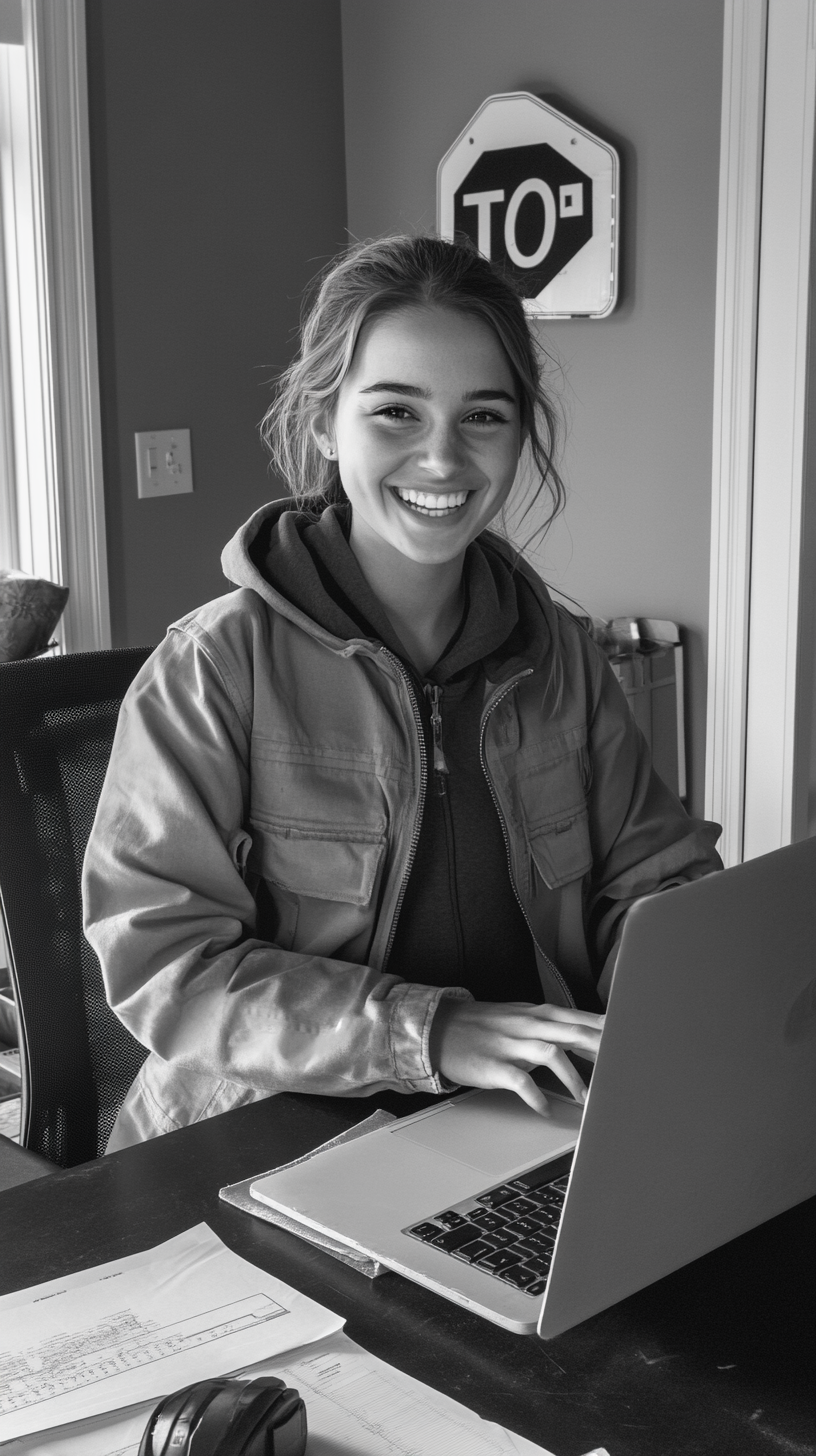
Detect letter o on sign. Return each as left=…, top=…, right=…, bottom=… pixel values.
left=504, top=179, right=556, bottom=268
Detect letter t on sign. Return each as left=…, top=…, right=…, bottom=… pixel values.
left=462, top=189, right=505, bottom=259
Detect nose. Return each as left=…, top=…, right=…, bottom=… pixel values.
left=417, top=420, right=467, bottom=480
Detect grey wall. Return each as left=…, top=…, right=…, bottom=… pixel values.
left=86, top=0, right=348, bottom=648
left=340, top=0, right=723, bottom=815
left=0, top=0, right=22, bottom=45
left=85, top=0, right=723, bottom=812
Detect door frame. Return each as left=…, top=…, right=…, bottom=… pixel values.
left=706, top=0, right=816, bottom=861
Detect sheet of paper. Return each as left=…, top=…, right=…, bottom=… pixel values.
left=0, top=1332, right=561, bottom=1456
left=0, top=1223, right=342, bottom=1444
left=257, top=1333, right=559, bottom=1456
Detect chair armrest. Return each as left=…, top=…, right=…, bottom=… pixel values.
left=0, top=1132, right=54, bottom=1192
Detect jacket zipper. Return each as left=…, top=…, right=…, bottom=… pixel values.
left=380, top=649, right=428, bottom=971
left=479, top=674, right=576, bottom=1009
left=425, top=683, right=449, bottom=796
left=379, top=652, right=576, bottom=1008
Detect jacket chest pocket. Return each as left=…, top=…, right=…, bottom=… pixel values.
left=516, top=737, right=592, bottom=892
left=247, top=815, right=387, bottom=957
left=527, top=805, right=592, bottom=890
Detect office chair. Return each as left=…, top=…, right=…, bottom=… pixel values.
left=0, top=647, right=153, bottom=1168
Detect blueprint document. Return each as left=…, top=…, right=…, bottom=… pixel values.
left=0, top=1224, right=342, bottom=1444
left=1, top=1331, right=566, bottom=1456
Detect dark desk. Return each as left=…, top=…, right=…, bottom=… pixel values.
left=1, top=1094, right=813, bottom=1456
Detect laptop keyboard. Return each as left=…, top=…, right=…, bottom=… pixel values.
left=403, top=1153, right=573, bottom=1298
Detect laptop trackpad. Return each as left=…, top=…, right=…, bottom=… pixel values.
left=390, top=1090, right=581, bottom=1177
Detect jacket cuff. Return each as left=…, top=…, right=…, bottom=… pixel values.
left=388, top=983, right=472, bottom=1093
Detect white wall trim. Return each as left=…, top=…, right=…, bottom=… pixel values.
left=705, top=0, right=767, bottom=867
left=1, top=33, right=62, bottom=587
left=0, top=53, right=19, bottom=572
left=21, top=0, right=110, bottom=651
left=742, top=0, right=816, bottom=858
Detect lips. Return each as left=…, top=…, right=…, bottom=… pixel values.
left=394, top=487, right=470, bottom=516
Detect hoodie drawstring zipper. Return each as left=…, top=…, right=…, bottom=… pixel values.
left=425, top=683, right=449, bottom=796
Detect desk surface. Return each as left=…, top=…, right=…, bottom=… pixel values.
left=0, top=1093, right=813, bottom=1456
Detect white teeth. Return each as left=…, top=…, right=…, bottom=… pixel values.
left=395, top=488, right=469, bottom=511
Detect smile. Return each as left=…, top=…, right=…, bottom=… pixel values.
left=393, top=487, right=470, bottom=517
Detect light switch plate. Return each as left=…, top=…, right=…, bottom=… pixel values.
left=135, top=429, right=194, bottom=498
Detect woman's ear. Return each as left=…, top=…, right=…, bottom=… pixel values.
left=310, top=413, right=337, bottom=460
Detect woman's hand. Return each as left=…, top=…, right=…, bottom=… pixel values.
left=430, top=999, right=605, bottom=1116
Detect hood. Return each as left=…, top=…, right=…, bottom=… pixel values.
left=220, top=498, right=363, bottom=654
left=221, top=498, right=563, bottom=683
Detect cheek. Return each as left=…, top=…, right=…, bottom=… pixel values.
left=486, top=442, right=522, bottom=492
left=337, top=428, right=395, bottom=479
left=337, top=447, right=396, bottom=521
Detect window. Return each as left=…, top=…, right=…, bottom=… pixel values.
left=0, top=1, right=109, bottom=653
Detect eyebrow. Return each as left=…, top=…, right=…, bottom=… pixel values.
left=359, top=381, right=517, bottom=404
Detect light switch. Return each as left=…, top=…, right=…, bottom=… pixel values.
left=135, top=429, right=194, bottom=498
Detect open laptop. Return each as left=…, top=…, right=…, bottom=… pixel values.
left=251, top=837, right=816, bottom=1338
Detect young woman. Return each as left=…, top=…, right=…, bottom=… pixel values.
left=83, top=236, right=722, bottom=1150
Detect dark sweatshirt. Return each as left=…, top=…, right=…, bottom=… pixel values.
left=254, top=503, right=549, bottom=1006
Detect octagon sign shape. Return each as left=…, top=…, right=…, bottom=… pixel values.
left=437, top=93, right=619, bottom=318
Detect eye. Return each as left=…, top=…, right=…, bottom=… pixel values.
left=373, top=404, right=417, bottom=422
left=463, top=408, right=508, bottom=425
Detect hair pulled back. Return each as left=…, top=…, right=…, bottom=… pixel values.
left=262, top=234, right=565, bottom=537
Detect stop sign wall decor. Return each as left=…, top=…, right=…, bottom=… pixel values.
left=437, top=93, right=619, bottom=318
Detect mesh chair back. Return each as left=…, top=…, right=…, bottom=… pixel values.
left=0, top=648, right=153, bottom=1166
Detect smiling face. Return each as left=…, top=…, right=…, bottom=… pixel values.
left=316, top=305, right=523, bottom=574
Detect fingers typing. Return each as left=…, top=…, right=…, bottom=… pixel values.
left=431, top=997, right=604, bottom=1114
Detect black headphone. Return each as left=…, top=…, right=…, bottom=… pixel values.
left=138, top=1375, right=307, bottom=1456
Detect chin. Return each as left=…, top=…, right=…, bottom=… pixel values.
left=392, top=531, right=473, bottom=567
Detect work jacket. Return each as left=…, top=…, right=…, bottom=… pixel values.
left=82, top=503, right=722, bottom=1148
